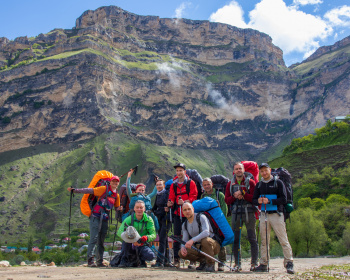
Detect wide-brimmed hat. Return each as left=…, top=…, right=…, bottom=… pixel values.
left=121, top=226, right=141, bottom=243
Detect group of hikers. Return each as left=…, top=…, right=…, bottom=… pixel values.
left=67, top=161, right=295, bottom=274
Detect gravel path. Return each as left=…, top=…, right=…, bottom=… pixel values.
left=1, top=257, right=350, bottom=280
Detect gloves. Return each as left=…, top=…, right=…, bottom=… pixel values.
left=138, top=236, right=148, bottom=244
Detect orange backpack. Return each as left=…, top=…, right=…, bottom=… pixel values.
left=80, top=170, right=114, bottom=217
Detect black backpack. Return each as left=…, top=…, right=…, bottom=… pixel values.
left=210, top=174, right=229, bottom=194
left=184, top=211, right=225, bottom=246
left=186, top=169, right=204, bottom=199
left=271, top=167, right=294, bottom=218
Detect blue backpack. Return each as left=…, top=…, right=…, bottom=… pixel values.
left=192, top=197, right=234, bottom=246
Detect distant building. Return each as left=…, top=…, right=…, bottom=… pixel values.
left=78, top=233, right=89, bottom=237
left=335, top=116, right=349, bottom=122
left=150, top=235, right=173, bottom=250
left=62, top=237, right=71, bottom=243
left=76, top=239, right=86, bottom=243
left=32, top=247, right=41, bottom=254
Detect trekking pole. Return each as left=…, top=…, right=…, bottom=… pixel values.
left=237, top=193, right=243, bottom=270
left=264, top=195, right=269, bottom=272
left=179, top=196, right=182, bottom=222
left=230, top=203, right=239, bottom=268
left=110, top=210, right=120, bottom=263
left=68, top=188, right=74, bottom=251
left=119, top=165, right=138, bottom=179
left=170, top=235, right=235, bottom=271
left=144, top=242, right=177, bottom=268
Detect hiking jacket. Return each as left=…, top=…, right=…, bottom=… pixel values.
left=252, top=177, right=287, bottom=213
left=201, top=189, right=228, bottom=217
left=152, top=189, right=169, bottom=217
left=168, top=176, right=198, bottom=217
left=126, top=177, right=157, bottom=210
left=117, top=212, right=156, bottom=242
left=225, top=176, right=256, bottom=215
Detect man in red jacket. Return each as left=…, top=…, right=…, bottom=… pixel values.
left=167, top=163, right=198, bottom=267
left=225, top=162, right=259, bottom=272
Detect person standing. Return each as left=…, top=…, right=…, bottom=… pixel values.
left=151, top=179, right=170, bottom=267
left=252, top=163, right=294, bottom=274
left=201, top=177, right=228, bottom=271
left=67, top=176, right=121, bottom=267
left=167, top=163, right=198, bottom=267
left=225, top=162, right=259, bottom=271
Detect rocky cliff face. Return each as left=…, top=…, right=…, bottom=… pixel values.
left=0, top=6, right=349, bottom=156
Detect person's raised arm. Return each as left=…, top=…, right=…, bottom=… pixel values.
left=126, top=169, right=134, bottom=198
left=148, top=185, right=157, bottom=199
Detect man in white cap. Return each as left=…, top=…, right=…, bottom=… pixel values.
left=117, top=200, right=156, bottom=267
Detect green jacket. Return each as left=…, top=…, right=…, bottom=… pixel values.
left=117, top=212, right=156, bottom=242
left=201, top=188, right=228, bottom=217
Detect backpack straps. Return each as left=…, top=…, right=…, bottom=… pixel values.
left=184, top=213, right=202, bottom=240
left=173, top=179, right=191, bottom=197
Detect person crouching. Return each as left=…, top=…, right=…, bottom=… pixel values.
left=178, top=202, right=220, bottom=272
left=117, top=200, right=156, bottom=267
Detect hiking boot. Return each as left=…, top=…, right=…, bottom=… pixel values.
left=205, top=263, right=215, bottom=272
left=118, top=262, right=127, bottom=268
left=218, top=263, right=224, bottom=272
left=196, top=262, right=206, bottom=271
left=286, top=262, right=294, bottom=274
left=250, top=263, right=259, bottom=271
left=87, top=257, right=97, bottom=267
left=174, top=259, right=180, bottom=268
left=255, top=264, right=268, bottom=272
left=188, top=261, right=196, bottom=269
left=97, top=262, right=108, bottom=268
left=233, top=265, right=242, bottom=272
left=151, top=262, right=164, bottom=268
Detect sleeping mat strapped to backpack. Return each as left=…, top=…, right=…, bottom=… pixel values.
left=192, top=197, right=234, bottom=246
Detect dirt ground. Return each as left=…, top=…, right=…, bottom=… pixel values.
left=1, top=257, right=350, bottom=280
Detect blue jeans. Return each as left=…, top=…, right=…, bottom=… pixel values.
left=87, top=216, right=108, bottom=263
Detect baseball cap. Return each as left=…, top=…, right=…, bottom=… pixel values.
left=173, top=163, right=186, bottom=170
left=259, top=163, right=270, bottom=169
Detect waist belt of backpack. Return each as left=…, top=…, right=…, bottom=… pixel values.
left=232, top=204, right=254, bottom=224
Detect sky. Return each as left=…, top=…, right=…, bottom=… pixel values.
left=0, top=0, right=349, bottom=66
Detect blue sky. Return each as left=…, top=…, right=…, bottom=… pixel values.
left=1, top=0, right=349, bottom=66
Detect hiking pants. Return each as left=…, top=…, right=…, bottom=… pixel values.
left=173, top=214, right=185, bottom=260
left=137, top=245, right=155, bottom=262
left=120, top=242, right=155, bottom=265
left=87, top=216, right=108, bottom=263
left=218, top=246, right=226, bottom=263
left=156, top=215, right=171, bottom=264
left=178, top=237, right=220, bottom=265
left=259, top=212, right=293, bottom=266
left=232, top=211, right=259, bottom=266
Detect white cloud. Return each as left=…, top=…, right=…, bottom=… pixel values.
left=206, top=83, right=244, bottom=118
left=293, top=0, right=322, bottom=6
left=324, top=5, right=350, bottom=27
left=248, top=0, right=332, bottom=54
left=209, top=1, right=248, bottom=29
left=156, top=58, right=190, bottom=88
left=174, top=2, right=191, bottom=19
left=209, top=0, right=332, bottom=58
